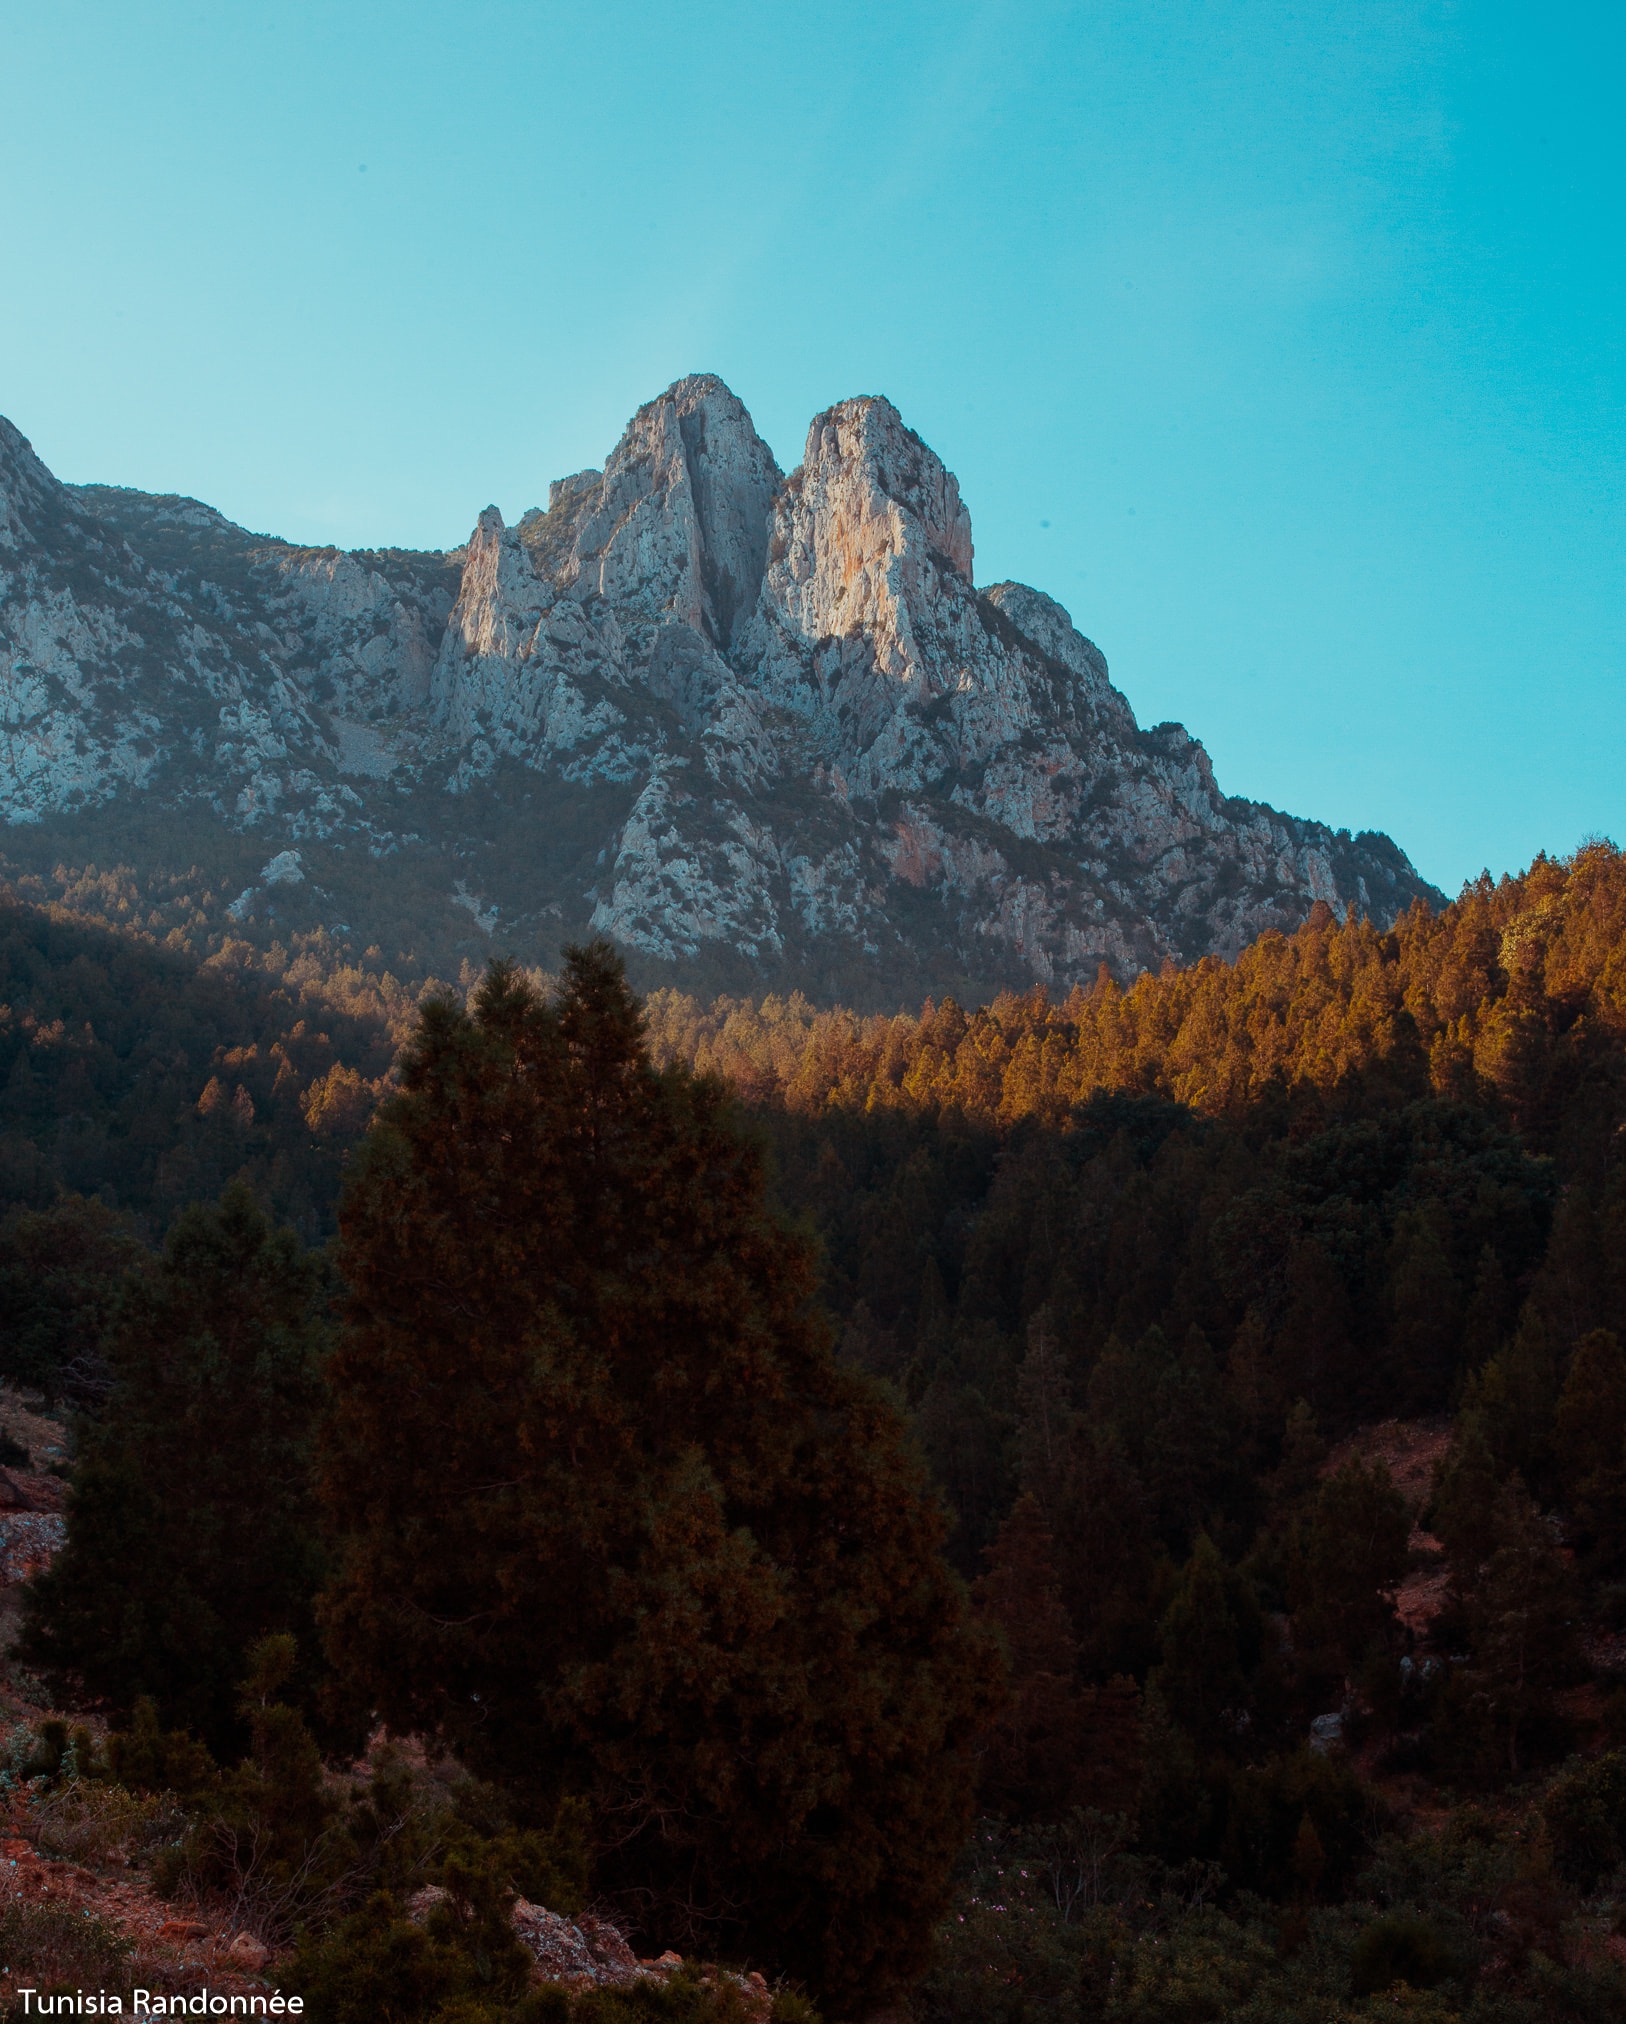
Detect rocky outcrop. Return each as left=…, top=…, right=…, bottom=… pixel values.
left=406, top=1887, right=771, bottom=2014
left=0, top=436, right=344, bottom=832
left=561, top=374, right=781, bottom=649
left=0, top=379, right=1441, bottom=1000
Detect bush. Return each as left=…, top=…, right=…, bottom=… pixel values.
left=107, top=1696, right=215, bottom=1796
left=30, top=1777, right=183, bottom=1867
left=0, top=1899, right=131, bottom=1989
left=286, top=1892, right=486, bottom=2024
left=1107, top=1907, right=1277, bottom=2022
left=1348, top=1913, right=1460, bottom=1998
left=290, top=1901, right=796, bottom=2024
left=916, top=1891, right=1093, bottom=2024
left=573, top=1976, right=760, bottom=2024
left=1542, top=1751, right=1626, bottom=1893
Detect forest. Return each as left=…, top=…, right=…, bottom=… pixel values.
left=4, top=844, right=1626, bottom=2020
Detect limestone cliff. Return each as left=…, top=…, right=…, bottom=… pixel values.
left=0, top=379, right=1439, bottom=1001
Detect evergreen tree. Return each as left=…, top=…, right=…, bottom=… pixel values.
left=1528, top=1188, right=1607, bottom=1348
left=20, top=1184, right=328, bottom=1754
left=1087, top=1325, right=1231, bottom=1549
left=1269, top=1401, right=1327, bottom=1519
left=1073, top=1675, right=1145, bottom=1819
left=1225, top=1307, right=1285, bottom=1470
left=1554, top=1328, right=1626, bottom=1561
left=318, top=948, right=997, bottom=2012
left=1474, top=1310, right=1562, bottom=1495
left=1152, top=1534, right=1260, bottom=1751
left=1431, top=1413, right=1501, bottom=1576
left=0, top=1193, right=143, bottom=1400
left=1287, top=1457, right=1411, bottom=1675
left=1054, top=1433, right=1161, bottom=1682
left=1274, top=1240, right=1354, bottom=1420
left=1386, top=1208, right=1461, bottom=1410
left=973, top=1492, right=1081, bottom=1821
left=1461, top=1479, right=1583, bottom=1775
left=1461, top=1244, right=1513, bottom=1370
left=1013, top=1306, right=1077, bottom=1511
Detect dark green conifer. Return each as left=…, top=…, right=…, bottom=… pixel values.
left=1014, top=1306, right=1077, bottom=1511
left=973, top=1491, right=1080, bottom=1821
left=0, top=1194, right=142, bottom=1400
left=1460, top=1244, right=1513, bottom=1370
left=1152, top=1534, right=1259, bottom=1750
left=318, top=946, right=997, bottom=2013
left=1461, top=1478, right=1582, bottom=1774
left=1054, top=1433, right=1161, bottom=1682
left=1386, top=1208, right=1461, bottom=1410
left=1554, top=1328, right=1626, bottom=1561
left=1474, top=1309, right=1562, bottom=1494
left=1274, top=1240, right=1354, bottom=1418
left=1431, top=1413, right=1501, bottom=1576
left=1287, top=1457, right=1410, bottom=1674
left=20, top=1183, right=327, bottom=1754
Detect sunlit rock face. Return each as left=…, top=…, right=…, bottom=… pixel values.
left=561, top=374, right=781, bottom=650
left=0, top=418, right=334, bottom=828
left=0, top=379, right=1438, bottom=1001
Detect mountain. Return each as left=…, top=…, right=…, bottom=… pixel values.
left=0, top=378, right=1439, bottom=1003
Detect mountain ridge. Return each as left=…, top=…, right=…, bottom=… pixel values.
left=0, top=377, right=1440, bottom=1004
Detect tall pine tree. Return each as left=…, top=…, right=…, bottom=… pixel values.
left=20, top=1184, right=328, bottom=1755
left=318, top=947, right=997, bottom=2013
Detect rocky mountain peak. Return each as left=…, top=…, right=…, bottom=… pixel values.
left=0, top=418, right=84, bottom=556
left=753, top=397, right=973, bottom=675
left=741, top=395, right=1021, bottom=798
left=561, top=373, right=781, bottom=650
left=0, top=376, right=1442, bottom=1002
left=437, top=506, right=533, bottom=675
left=814, top=395, right=973, bottom=575
left=983, top=582, right=1113, bottom=701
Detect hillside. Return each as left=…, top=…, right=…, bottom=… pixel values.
left=4, top=849, right=1626, bottom=2018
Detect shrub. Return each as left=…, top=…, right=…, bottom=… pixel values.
left=30, top=1777, right=183, bottom=1867
left=1107, top=1907, right=1276, bottom=2022
left=107, top=1697, right=215, bottom=1796
left=0, top=1899, right=131, bottom=1988
left=573, top=1975, right=759, bottom=2024
left=286, top=1892, right=483, bottom=2024
left=1542, top=1750, right=1626, bottom=1893
left=1348, top=1913, right=1460, bottom=1998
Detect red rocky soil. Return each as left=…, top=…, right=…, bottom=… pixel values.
left=1327, top=1416, right=1455, bottom=1641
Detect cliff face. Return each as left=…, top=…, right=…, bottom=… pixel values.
left=0, top=421, right=331, bottom=828
left=0, top=379, right=1438, bottom=1000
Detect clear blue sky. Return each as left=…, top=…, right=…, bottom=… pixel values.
left=1, top=2, right=1620, bottom=895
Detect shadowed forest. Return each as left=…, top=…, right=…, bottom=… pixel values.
left=4, top=847, right=1626, bottom=2019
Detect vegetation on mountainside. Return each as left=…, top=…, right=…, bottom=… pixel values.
left=0, top=870, right=404, bottom=1237
left=8, top=845, right=1626, bottom=2017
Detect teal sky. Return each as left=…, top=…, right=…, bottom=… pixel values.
left=1, top=1, right=1620, bottom=896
